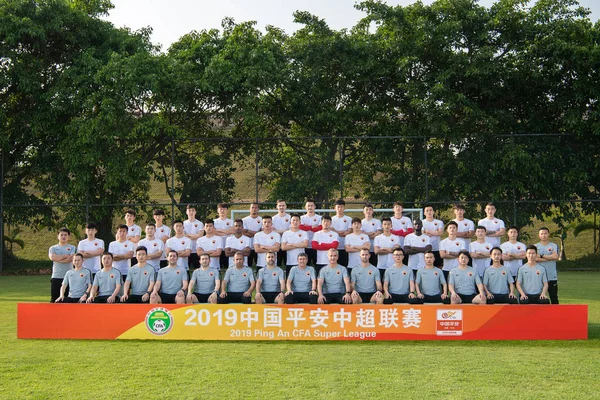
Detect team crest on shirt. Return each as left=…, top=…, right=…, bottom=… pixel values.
left=110, top=274, right=115, bottom=279
left=468, top=272, right=473, bottom=277
left=306, top=271, right=310, bottom=276
left=402, top=221, right=406, bottom=225
left=226, top=222, right=230, bottom=226
left=144, top=271, right=148, bottom=276
left=329, top=234, right=333, bottom=238
left=501, top=271, right=506, bottom=275
left=131, top=228, right=134, bottom=231
left=368, top=270, right=372, bottom=275
left=434, top=222, right=438, bottom=226
left=485, top=246, right=490, bottom=250
left=464, top=223, right=467, bottom=226
left=181, top=241, right=185, bottom=245
left=391, top=238, right=395, bottom=242
left=402, top=271, right=407, bottom=276
left=124, top=244, right=128, bottom=248
left=270, top=236, right=274, bottom=240
left=434, top=272, right=438, bottom=276
left=176, top=270, right=180, bottom=275
left=285, top=218, right=289, bottom=222
left=94, top=242, right=98, bottom=246
left=273, top=272, right=277, bottom=276
left=67, top=247, right=71, bottom=251
left=243, top=273, right=247, bottom=277
left=517, top=246, right=521, bottom=250
left=455, top=242, right=460, bottom=246
left=336, top=271, right=340, bottom=275
left=536, top=270, right=541, bottom=275
left=209, top=272, right=214, bottom=277
left=547, top=247, right=552, bottom=252
left=372, top=222, right=375, bottom=226
left=194, top=224, right=198, bottom=228
left=343, top=219, right=347, bottom=223
left=422, top=239, right=426, bottom=243
left=240, top=240, right=244, bottom=243
left=212, top=240, right=216, bottom=244
left=161, top=229, right=164, bottom=233
left=313, top=219, right=317, bottom=222
left=153, top=243, right=157, bottom=247
left=80, top=273, right=84, bottom=278
left=298, top=234, right=302, bottom=237
left=360, top=236, right=365, bottom=240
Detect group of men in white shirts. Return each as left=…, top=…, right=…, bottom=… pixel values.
left=49, top=201, right=559, bottom=306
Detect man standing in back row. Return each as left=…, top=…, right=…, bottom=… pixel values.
left=535, top=227, right=559, bottom=304
left=477, top=202, right=505, bottom=247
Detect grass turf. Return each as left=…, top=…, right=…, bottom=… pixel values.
left=1, top=272, right=599, bottom=399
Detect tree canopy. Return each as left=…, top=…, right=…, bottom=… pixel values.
left=1, top=0, right=599, bottom=238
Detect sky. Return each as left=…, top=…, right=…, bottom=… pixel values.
left=104, top=0, right=599, bottom=51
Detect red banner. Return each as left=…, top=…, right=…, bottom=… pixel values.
left=17, top=303, right=587, bottom=341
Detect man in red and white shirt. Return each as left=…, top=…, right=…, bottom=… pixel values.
left=253, top=216, right=281, bottom=270
left=281, top=214, right=309, bottom=276
left=312, top=215, right=339, bottom=275
left=213, top=202, right=235, bottom=270
left=242, top=202, right=262, bottom=267
left=345, top=217, right=371, bottom=271
left=390, top=201, right=413, bottom=247
left=196, top=220, right=222, bottom=273
left=374, top=217, right=401, bottom=279
left=331, top=199, right=352, bottom=267
left=300, top=198, right=322, bottom=266
left=361, top=202, right=382, bottom=265
left=224, top=219, right=252, bottom=268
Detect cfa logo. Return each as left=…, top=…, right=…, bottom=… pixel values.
left=145, top=307, right=174, bottom=336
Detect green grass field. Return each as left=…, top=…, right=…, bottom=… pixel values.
left=1, top=273, right=599, bottom=399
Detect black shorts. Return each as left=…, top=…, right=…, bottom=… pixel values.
left=457, top=293, right=477, bottom=304
left=285, top=292, right=318, bottom=304
left=126, top=294, right=148, bottom=303
left=521, top=294, right=550, bottom=304
left=57, top=297, right=82, bottom=303
left=337, top=250, right=348, bottom=267
left=358, top=292, right=376, bottom=303
left=218, top=292, right=251, bottom=304
left=93, top=296, right=116, bottom=303
left=323, top=293, right=346, bottom=304
left=315, top=264, right=326, bottom=276
left=259, top=292, right=282, bottom=303
left=383, top=293, right=420, bottom=304
left=193, top=293, right=212, bottom=303
left=487, top=293, right=517, bottom=304
left=422, top=294, right=450, bottom=304
left=188, top=253, right=200, bottom=270
left=305, top=248, right=317, bottom=266
left=158, top=293, right=178, bottom=304
left=432, top=251, right=442, bottom=268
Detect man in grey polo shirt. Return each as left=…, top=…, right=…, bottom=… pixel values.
left=383, top=248, right=418, bottom=304
left=56, top=253, right=92, bottom=303
left=415, top=250, right=450, bottom=304
left=187, top=253, right=220, bottom=304
left=150, top=250, right=188, bottom=304
left=449, top=251, right=486, bottom=304
left=350, top=248, right=383, bottom=304
left=255, top=252, right=285, bottom=304
left=285, top=253, right=318, bottom=304
left=517, top=245, right=550, bottom=304
left=218, top=252, right=255, bottom=304
left=483, top=247, right=517, bottom=304
left=87, top=252, right=122, bottom=304
left=121, top=246, right=155, bottom=303
left=317, top=249, right=352, bottom=304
